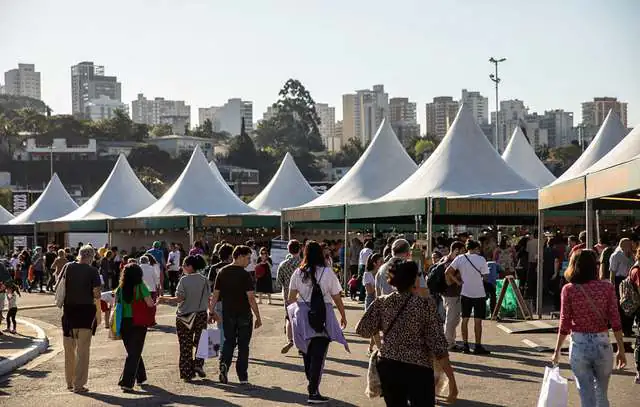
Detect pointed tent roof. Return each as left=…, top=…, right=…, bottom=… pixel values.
left=133, top=146, right=254, bottom=217
left=379, top=105, right=537, bottom=201
left=552, top=110, right=626, bottom=184
left=9, top=174, right=78, bottom=224
left=0, top=205, right=13, bottom=224
left=502, top=127, right=556, bottom=187
left=301, top=119, right=417, bottom=207
left=56, top=154, right=156, bottom=221
left=582, top=124, right=639, bottom=174
left=249, top=152, right=318, bottom=213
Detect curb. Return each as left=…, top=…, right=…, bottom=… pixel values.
left=0, top=318, right=49, bottom=377
left=18, top=304, right=56, bottom=311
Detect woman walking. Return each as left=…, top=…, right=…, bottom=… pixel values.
left=363, top=253, right=382, bottom=354
left=552, top=249, right=626, bottom=407
left=356, top=260, right=457, bottom=406
left=157, top=255, right=210, bottom=381
left=255, top=247, right=273, bottom=305
left=288, top=241, right=348, bottom=404
left=115, top=263, right=155, bottom=392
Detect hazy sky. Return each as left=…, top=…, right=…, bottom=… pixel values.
left=1, top=0, right=639, bottom=129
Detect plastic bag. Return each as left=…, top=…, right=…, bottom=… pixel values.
left=434, top=359, right=449, bottom=398
left=196, top=327, right=221, bottom=359
left=365, top=350, right=382, bottom=398
left=492, top=279, right=520, bottom=317
left=537, top=366, right=568, bottom=407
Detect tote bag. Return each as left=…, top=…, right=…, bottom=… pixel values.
left=537, top=366, right=568, bottom=407
left=196, top=325, right=222, bottom=359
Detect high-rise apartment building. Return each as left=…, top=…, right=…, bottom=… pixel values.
left=539, top=109, right=574, bottom=148
left=581, top=97, right=628, bottom=128
left=461, top=89, right=488, bottom=125
left=389, top=97, right=420, bottom=144
left=425, top=96, right=459, bottom=139
left=131, top=93, right=191, bottom=135
left=342, top=85, right=389, bottom=145
left=198, top=98, right=253, bottom=135
left=315, top=103, right=339, bottom=151
left=71, top=62, right=121, bottom=118
left=84, top=95, right=128, bottom=121
left=4, top=63, right=41, bottom=100
left=491, top=99, right=528, bottom=152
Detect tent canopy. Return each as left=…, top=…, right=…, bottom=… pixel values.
left=502, top=127, right=556, bottom=187
left=9, top=173, right=78, bottom=224
left=377, top=105, right=537, bottom=202
left=132, top=146, right=254, bottom=217
left=300, top=118, right=417, bottom=207
left=0, top=205, right=13, bottom=224
left=55, top=154, right=156, bottom=221
left=249, top=152, right=317, bottom=213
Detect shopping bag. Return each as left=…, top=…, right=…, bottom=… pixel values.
left=537, top=366, right=568, bottom=407
left=196, top=327, right=221, bottom=359
left=109, top=302, right=122, bottom=340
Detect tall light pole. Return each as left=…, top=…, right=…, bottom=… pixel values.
left=49, top=145, right=54, bottom=178
left=489, top=57, right=506, bottom=151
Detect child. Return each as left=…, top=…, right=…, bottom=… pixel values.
left=348, top=273, right=359, bottom=300
left=6, top=284, right=20, bottom=334
left=100, top=291, right=115, bottom=329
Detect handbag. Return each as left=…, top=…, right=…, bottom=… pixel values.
left=537, top=366, right=568, bottom=407
left=109, top=290, right=123, bottom=340
left=54, top=262, right=72, bottom=309
left=132, top=285, right=156, bottom=327
left=365, top=295, right=412, bottom=398
left=196, top=326, right=222, bottom=359
left=176, top=278, right=207, bottom=330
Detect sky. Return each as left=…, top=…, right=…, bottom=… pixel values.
left=1, top=0, right=639, bottom=130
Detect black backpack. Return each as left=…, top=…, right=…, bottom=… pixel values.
left=426, top=261, right=448, bottom=295
left=305, top=267, right=327, bottom=333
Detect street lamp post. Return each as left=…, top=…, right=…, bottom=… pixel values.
left=49, top=145, right=54, bottom=178
left=489, top=57, right=506, bottom=151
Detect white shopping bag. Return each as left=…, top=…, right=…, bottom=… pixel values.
left=196, top=327, right=221, bottom=359
left=537, top=366, right=568, bottom=407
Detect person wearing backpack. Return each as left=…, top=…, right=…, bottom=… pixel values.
left=609, top=238, right=635, bottom=337
left=625, top=247, right=640, bottom=384
left=287, top=241, right=348, bottom=404
left=436, top=241, right=465, bottom=351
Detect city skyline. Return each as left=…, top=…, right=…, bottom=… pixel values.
left=1, top=0, right=639, bottom=131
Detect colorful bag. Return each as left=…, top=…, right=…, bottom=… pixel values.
left=132, top=285, right=156, bottom=327
left=27, top=265, right=35, bottom=283
left=109, top=290, right=123, bottom=340
left=619, top=268, right=640, bottom=316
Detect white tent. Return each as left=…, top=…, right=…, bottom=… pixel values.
left=0, top=205, right=13, bottom=224
left=56, top=154, right=156, bottom=221
left=301, top=119, right=417, bottom=207
left=132, top=146, right=254, bottom=217
left=9, top=174, right=78, bottom=224
left=378, top=105, right=537, bottom=201
left=551, top=110, right=627, bottom=184
left=581, top=124, right=639, bottom=175
left=249, top=152, right=318, bottom=213
left=502, top=127, right=556, bottom=187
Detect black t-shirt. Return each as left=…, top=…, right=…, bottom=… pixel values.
left=214, top=264, right=254, bottom=317
left=45, top=252, right=57, bottom=269
left=64, top=263, right=101, bottom=305
left=208, top=261, right=230, bottom=287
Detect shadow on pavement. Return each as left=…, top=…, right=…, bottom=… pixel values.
left=249, top=357, right=359, bottom=378
left=325, top=355, right=369, bottom=370
left=147, top=324, right=176, bottom=335
left=441, top=398, right=509, bottom=407
left=78, top=383, right=242, bottom=406
left=453, top=361, right=537, bottom=383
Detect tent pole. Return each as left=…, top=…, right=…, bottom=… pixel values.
left=33, top=222, right=38, bottom=249
left=426, top=198, right=433, bottom=257
left=189, top=216, right=195, bottom=247
left=585, top=199, right=594, bottom=248
left=107, top=220, right=112, bottom=247
left=536, top=210, right=544, bottom=319
left=343, top=205, right=349, bottom=291
left=595, top=209, right=601, bottom=244
left=280, top=216, right=285, bottom=240
left=287, top=222, right=291, bottom=241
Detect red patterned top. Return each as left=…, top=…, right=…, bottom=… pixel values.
left=559, top=280, right=622, bottom=335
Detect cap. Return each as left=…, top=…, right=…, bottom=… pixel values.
left=153, top=241, right=161, bottom=249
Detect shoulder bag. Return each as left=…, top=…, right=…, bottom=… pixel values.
left=132, top=284, right=157, bottom=327
left=55, top=262, right=73, bottom=308
left=366, top=294, right=412, bottom=398
left=176, top=276, right=207, bottom=330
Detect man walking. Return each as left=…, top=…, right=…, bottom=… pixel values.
left=146, top=241, right=166, bottom=292
left=446, top=240, right=491, bottom=355
left=375, top=238, right=412, bottom=297
left=610, top=238, right=635, bottom=336
left=441, top=241, right=465, bottom=350
left=276, top=239, right=302, bottom=354
left=61, top=245, right=102, bottom=392
left=166, top=243, right=181, bottom=296
left=209, top=245, right=262, bottom=385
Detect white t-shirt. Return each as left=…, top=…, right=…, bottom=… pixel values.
left=526, top=238, right=539, bottom=263
left=246, top=249, right=258, bottom=272
left=359, top=248, right=373, bottom=266
left=289, top=266, right=343, bottom=304
left=168, top=250, right=181, bottom=271
left=363, top=271, right=375, bottom=288
left=140, top=263, right=159, bottom=293
left=450, top=253, right=489, bottom=298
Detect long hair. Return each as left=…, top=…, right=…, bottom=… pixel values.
left=299, top=241, right=326, bottom=283
left=565, top=249, right=598, bottom=284
left=119, top=263, right=143, bottom=303
left=366, top=253, right=383, bottom=272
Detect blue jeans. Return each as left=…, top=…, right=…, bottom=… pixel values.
left=220, top=313, right=253, bottom=382
left=569, top=332, right=613, bottom=407
left=214, top=302, right=224, bottom=356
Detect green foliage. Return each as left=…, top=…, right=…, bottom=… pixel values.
left=134, top=166, right=167, bottom=198
left=149, top=124, right=173, bottom=138
left=227, top=118, right=258, bottom=170
left=128, top=145, right=172, bottom=174
left=327, top=137, right=365, bottom=167
left=548, top=144, right=582, bottom=174
left=0, top=95, right=48, bottom=115
left=535, top=144, right=550, bottom=161
left=414, top=139, right=436, bottom=161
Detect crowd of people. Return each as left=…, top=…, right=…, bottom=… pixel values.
left=1, top=226, right=639, bottom=406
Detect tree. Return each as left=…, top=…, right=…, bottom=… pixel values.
left=135, top=166, right=167, bottom=198
left=535, top=144, right=550, bottom=161
left=327, top=137, right=365, bottom=167
left=548, top=144, right=582, bottom=174
left=226, top=118, right=258, bottom=169
left=128, top=145, right=173, bottom=174
left=150, top=124, right=173, bottom=138
left=414, top=139, right=436, bottom=162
